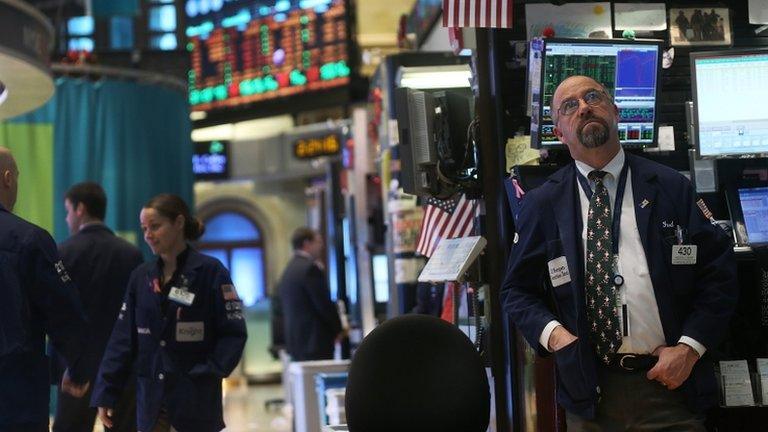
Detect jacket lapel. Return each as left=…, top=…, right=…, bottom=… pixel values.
left=549, top=164, right=585, bottom=306
left=629, top=155, right=659, bottom=267
left=178, top=249, right=205, bottom=295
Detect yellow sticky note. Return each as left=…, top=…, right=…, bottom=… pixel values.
left=505, top=136, right=540, bottom=172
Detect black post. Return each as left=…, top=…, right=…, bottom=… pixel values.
left=474, top=28, right=515, bottom=431
left=326, top=158, right=350, bottom=358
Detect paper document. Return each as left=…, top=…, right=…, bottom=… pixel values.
left=419, top=236, right=486, bottom=283
left=614, top=3, right=667, bottom=31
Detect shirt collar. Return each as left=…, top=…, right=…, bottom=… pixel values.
left=296, top=250, right=313, bottom=260
left=574, top=147, right=625, bottom=182
left=78, top=221, right=105, bottom=231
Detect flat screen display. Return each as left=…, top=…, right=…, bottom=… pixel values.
left=193, top=140, right=230, bottom=180
left=186, top=0, right=351, bottom=111
left=738, top=186, right=768, bottom=245
left=372, top=254, right=389, bottom=303
left=531, top=38, right=661, bottom=148
left=692, top=50, right=768, bottom=157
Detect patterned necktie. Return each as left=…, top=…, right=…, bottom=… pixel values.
left=585, top=170, right=622, bottom=364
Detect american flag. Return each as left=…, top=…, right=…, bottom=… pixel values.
left=416, top=193, right=477, bottom=257
left=443, top=0, right=514, bottom=28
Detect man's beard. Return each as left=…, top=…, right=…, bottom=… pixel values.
left=578, top=118, right=611, bottom=148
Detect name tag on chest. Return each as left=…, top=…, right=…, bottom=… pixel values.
left=548, top=256, right=572, bottom=287
left=671, top=245, right=697, bottom=265
left=176, top=321, right=205, bottom=342
left=168, top=287, right=195, bottom=306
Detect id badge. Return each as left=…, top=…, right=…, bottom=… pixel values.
left=176, top=321, right=204, bottom=342
left=547, top=256, right=571, bottom=287
left=671, top=245, right=697, bottom=265
left=168, top=287, right=195, bottom=306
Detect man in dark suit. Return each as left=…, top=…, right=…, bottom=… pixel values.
left=0, top=148, right=91, bottom=432
left=278, top=227, right=342, bottom=361
left=51, top=182, right=144, bottom=432
left=502, top=76, right=738, bottom=430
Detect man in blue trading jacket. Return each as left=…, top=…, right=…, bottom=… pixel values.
left=51, top=182, right=144, bottom=432
left=0, top=148, right=91, bottom=431
left=502, top=76, right=738, bottom=430
left=279, top=227, right=342, bottom=361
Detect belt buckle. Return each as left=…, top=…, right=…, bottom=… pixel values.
left=619, top=354, right=636, bottom=371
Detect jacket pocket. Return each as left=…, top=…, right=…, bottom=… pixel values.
left=554, top=340, right=590, bottom=402
left=172, top=374, right=220, bottom=421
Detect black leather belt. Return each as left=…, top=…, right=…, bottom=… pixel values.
left=607, top=353, right=658, bottom=371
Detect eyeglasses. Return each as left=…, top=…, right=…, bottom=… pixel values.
left=556, top=89, right=607, bottom=118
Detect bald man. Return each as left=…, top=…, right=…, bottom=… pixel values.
left=502, top=76, right=737, bottom=430
left=0, top=148, right=92, bottom=431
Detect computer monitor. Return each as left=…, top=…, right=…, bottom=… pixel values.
left=737, top=186, right=768, bottom=245
left=395, top=87, right=475, bottom=197
left=529, top=38, right=662, bottom=148
left=691, top=49, right=768, bottom=158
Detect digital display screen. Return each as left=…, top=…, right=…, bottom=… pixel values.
left=693, top=52, right=768, bottom=157
left=186, top=0, right=350, bottom=111
left=372, top=254, right=389, bottom=303
left=535, top=40, right=660, bottom=147
left=738, top=186, right=768, bottom=245
left=193, top=140, right=230, bottom=179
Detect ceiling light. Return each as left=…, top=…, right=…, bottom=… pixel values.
left=396, top=64, right=472, bottom=90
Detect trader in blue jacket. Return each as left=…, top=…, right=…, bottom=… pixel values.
left=502, top=76, right=738, bottom=430
left=51, top=182, right=144, bottom=432
left=92, top=193, right=247, bottom=432
left=0, top=148, right=91, bottom=431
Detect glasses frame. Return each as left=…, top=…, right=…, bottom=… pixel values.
left=556, top=89, right=609, bottom=118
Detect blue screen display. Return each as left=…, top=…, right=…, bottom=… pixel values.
left=739, top=187, right=768, bottom=245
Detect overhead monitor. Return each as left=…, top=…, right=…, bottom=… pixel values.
left=691, top=49, right=768, bottom=158
left=193, top=140, right=230, bottom=180
left=186, top=0, right=351, bottom=112
left=395, top=87, right=475, bottom=197
left=529, top=38, right=662, bottom=148
left=738, top=186, right=768, bottom=245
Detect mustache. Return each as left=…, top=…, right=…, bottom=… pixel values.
left=577, top=116, right=610, bottom=131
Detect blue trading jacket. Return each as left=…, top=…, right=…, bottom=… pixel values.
left=502, top=154, right=738, bottom=419
left=91, top=247, right=247, bottom=432
left=0, top=204, right=90, bottom=427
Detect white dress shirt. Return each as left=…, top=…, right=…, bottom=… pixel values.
left=539, top=149, right=706, bottom=357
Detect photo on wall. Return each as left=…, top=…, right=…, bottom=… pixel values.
left=669, top=7, right=732, bottom=46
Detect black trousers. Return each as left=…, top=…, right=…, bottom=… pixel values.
left=566, top=367, right=706, bottom=432
left=53, top=375, right=136, bottom=432
left=0, top=422, right=49, bottom=432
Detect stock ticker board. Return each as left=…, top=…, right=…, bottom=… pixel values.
left=186, top=0, right=350, bottom=111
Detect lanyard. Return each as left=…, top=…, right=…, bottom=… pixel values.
left=576, top=160, right=630, bottom=256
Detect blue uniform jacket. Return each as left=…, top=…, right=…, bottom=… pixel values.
left=50, top=223, right=144, bottom=383
left=91, top=247, right=247, bottom=432
left=0, top=204, right=90, bottom=427
left=501, top=154, right=738, bottom=419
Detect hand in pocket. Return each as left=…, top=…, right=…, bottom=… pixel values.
left=549, top=325, right=578, bottom=352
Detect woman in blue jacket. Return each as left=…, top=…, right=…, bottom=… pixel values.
left=92, top=194, right=247, bottom=432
